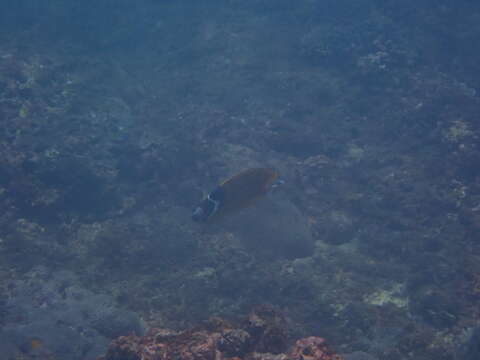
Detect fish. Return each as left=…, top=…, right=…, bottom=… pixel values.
left=192, top=167, right=280, bottom=222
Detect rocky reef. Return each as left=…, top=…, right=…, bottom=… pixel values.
left=99, top=306, right=342, bottom=360
left=1, top=2, right=480, bottom=360
left=0, top=267, right=145, bottom=360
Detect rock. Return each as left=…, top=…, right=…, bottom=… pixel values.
left=99, top=307, right=342, bottom=360
left=288, top=337, right=342, bottom=360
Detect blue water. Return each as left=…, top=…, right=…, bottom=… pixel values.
left=0, top=1, right=479, bottom=359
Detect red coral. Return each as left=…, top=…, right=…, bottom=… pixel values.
left=101, top=331, right=169, bottom=360
left=288, top=337, right=342, bottom=360
left=245, top=305, right=288, bottom=354
left=99, top=309, right=342, bottom=360
left=102, top=335, right=142, bottom=360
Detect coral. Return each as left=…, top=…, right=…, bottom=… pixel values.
left=342, top=352, right=378, bottom=360
left=459, top=326, right=480, bottom=360
left=245, top=305, right=288, bottom=354
left=0, top=267, right=145, bottom=360
left=288, top=337, right=342, bottom=360
left=363, top=283, right=408, bottom=308
left=99, top=307, right=342, bottom=360
left=0, top=2, right=479, bottom=360
left=444, top=119, right=474, bottom=144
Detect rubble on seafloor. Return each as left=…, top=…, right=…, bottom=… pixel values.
left=98, top=305, right=342, bottom=360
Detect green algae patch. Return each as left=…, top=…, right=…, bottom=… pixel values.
left=364, top=283, right=408, bottom=308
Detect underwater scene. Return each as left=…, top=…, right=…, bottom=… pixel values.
left=0, top=1, right=479, bottom=359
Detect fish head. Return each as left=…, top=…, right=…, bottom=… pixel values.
left=192, top=187, right=224, bottom=222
